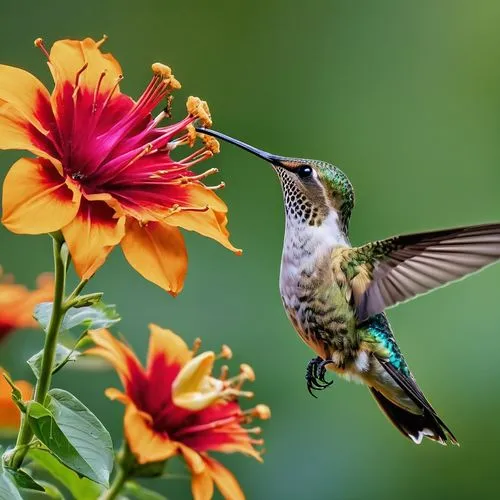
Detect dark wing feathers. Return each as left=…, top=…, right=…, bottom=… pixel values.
left=352, top=223, right=500, bottom=321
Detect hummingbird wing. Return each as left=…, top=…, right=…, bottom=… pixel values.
left=344, top=223, right=500, bottom=321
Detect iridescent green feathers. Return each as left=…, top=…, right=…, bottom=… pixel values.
left=337, top=223, right=500, bottom=322
left=316, top=161, right=355, bottom=232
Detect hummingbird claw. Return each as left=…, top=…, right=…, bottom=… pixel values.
left=305, top=357, right=335, bottom=397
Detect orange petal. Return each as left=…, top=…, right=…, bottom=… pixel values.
left=0, top=102, right=60, bottom=164
left=0, top=64, right=51, bottom=134
left=124, top=403, right=178, bottom=464
left=204, top=456, right=245, bottom=500
left=166, top=184, right=240, bottom=253
left=178, top=443, right=206, bottom=474
left=146, top=324, right=192, bottom=372
left=104, top=388, right=131, bottom=405
left=87, top=329, right=143, bottom=388
left=187, top=183, right=229, bottom=213
left=191, top=468, right=214, bottom=500
left=0, top=369, right=32, bottom=430
left=121, top=219, right=188, bottom=295
left=167, top=207, right=241, bottom=254
left=62, top=199, right=125, bottom=279
left=2, top=158, right=80, bottom=234
left=48, top=38, right=122, bottom=93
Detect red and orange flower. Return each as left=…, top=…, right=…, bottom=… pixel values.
left=0, top=368, right=32, bottom=433
left=0, top=37, right=240, bottom=294
left=0, top=268, right=53, bottom=342
left=88, top=325, right=270, bottom=500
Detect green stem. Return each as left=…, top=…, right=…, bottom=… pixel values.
left=7, top=236, right=67, bottom=469
left=100, top=443, right=134, bottom=500
left=100, top=465, right=128, bottom=500
left=66, top=278, right=88, bottom=302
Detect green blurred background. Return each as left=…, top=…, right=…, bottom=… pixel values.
left=2, top=0, right=500, bottom=498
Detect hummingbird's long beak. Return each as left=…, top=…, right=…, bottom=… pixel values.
left=195, top=127, right=285, bottom=166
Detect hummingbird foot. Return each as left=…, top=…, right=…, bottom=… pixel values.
left=306, top=356, right=334, bottom=398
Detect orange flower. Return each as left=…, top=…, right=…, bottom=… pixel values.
left=0, top=368, right=32, bottom=433
left=0, top=268, right=53, bottom=342
left=0, top=37, right=240, bottom=294
left=88, top=326, right=270, bottom=500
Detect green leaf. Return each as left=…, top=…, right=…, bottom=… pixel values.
left=29, top=449, right=102, bottom=500
left=124, top=481, right=167, bottom=500
left=34, top=301, right=120, bottom=335
left=26, top=389, right=113, bottom=486
left=70, top=292, right=103, bottom=308
left=36, top=481, right=64, bottom=499
left=5, top=468, right=44, bottom=492
left=28, top=344, right=80, bottom=379
left=0, top=463, right=22, bottom=500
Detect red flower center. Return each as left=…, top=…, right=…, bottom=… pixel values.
left=34, top=39, right=218, bottom=216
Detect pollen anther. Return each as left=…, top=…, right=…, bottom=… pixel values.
left=34, top=38, right=50, bottom=59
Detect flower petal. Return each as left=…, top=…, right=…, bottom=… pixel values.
left=178, top=443, right=206, bottom=474
left=141, top=324, right=192, bottom=417
left=187, top=183, right=229, bottom=213
left=146, top=324, right=192, bottom=370
left=87, top=329, right=144, bottom=391
left=204, top=456, right=245, bottom=500
left=124, top=403, right=178, bottom=465
left=191, top=468, right=214, bottom=500
left=0, top=64, right=52, bottom=134
left=104, top=388, right=131, bottom=405
left=0, top=102, right=60, bottom=163
left=172, top=352, right=225, bottom=411
left=48, top=38, right=122, bottom=93
left=0, top=369, right=32, bottom=430
left=62, top=199, right=125, bottom=279
left=2, top=158, right=80, bottom=234
left=121, top=220, right=188, bottom=295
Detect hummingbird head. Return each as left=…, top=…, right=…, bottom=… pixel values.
left=196, top=128, right=355, bottom=233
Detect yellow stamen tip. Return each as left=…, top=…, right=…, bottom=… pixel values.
left=186, top=96, right=213, bottom=127
left=240, top=363, right=255, bottom=382
left=34, top=37, right=44, bottom=47
left=202, top=135, right=220, bottom=154
left=253, top=404, right=271, bottom=420
left=169, top=76, right=182, bottom=90
left=152, top=63, right=172, bottom=77
left=220, top=345, right=233, bottom=360
left=186, top=124, right=198, bottom=147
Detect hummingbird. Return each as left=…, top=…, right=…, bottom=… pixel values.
left=197, top=127, right=500, bottom=445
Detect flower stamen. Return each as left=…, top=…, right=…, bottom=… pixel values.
left=178, top=168, right=218, bottom=184
left=73, top=62, right=89, bottom=98
left=192, top=337, right=202, bottom=354
left=181, top=150, right=214, bottom=168
left=93, top=70, right=108, bottom=112
left=34, top=37, right=50, bottom=60
left=218, top=345, right=233, bottom=360
left=219, top=365, right=229, bottom=380
left=101, top=74, right=123, bottom=111
left=206, top=182, right=225, bottom=191
left=96, top=34, right=108, bottom=48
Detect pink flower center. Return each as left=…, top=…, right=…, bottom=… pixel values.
left=35, top=39, right=220, bottom=215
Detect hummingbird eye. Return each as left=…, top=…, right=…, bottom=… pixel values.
left=297, top=165, right=313, bottom=178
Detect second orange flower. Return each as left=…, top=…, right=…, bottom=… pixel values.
left=0, top=37, right=240, bottom=294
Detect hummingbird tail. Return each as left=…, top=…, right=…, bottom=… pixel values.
left=369, top=388, right=457, bottom=445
